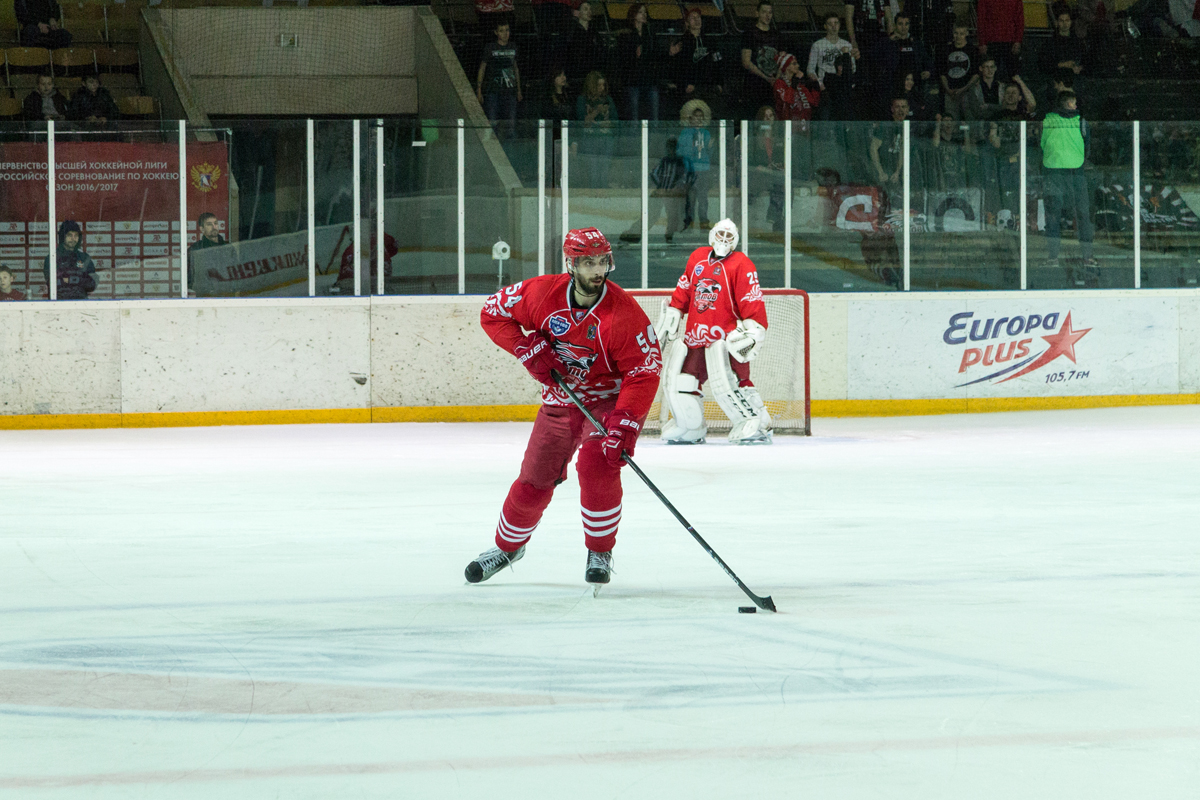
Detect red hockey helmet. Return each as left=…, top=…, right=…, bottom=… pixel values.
left=562, top=227, right=614, bottom=274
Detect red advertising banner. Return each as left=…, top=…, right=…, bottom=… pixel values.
left=0, top=142, right=229, bottom=299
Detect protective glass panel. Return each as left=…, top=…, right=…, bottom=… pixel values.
left=910, top=118, right=1021, bottom=290
left=52, top=120, right=183, bottom=300
left=787, top=120, right=897, bottom=292
left=1138, top=122, right=1200, bottom=289
left=382, top=119, right=458, bottom=295
left=1026, top=119, right=1134, bottom=290
left=189, top=120, right=306, bottom=298
left=0, top=123, right=48, bottom=302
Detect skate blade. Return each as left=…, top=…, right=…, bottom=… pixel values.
left=593, top=584, right=601, bottom=598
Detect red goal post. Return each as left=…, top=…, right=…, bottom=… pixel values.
left=629, top=289, right=811, bottom=436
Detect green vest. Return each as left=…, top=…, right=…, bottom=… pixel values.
left=1041, top=112, right=1085, bottom=169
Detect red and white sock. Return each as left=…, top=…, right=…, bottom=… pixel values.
left=582, top=503, right=621, bottom=552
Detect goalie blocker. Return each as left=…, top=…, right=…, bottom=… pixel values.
left=654, top=219, right=773, bottom=445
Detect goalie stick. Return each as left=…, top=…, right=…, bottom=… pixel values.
left=552, top=371, right=778, bottom=613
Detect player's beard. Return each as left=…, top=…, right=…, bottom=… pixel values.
left=573, top=272, right=605, bottom=299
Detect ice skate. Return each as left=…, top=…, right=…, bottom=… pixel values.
left=465, top=544, right=525, bottom=584
left=585, top=550, right=613, bottom=596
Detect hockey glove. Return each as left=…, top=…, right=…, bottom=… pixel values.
left=514, top=333, right=567, bottom=388
left=726, top=319, right=766, bottom=363
left=601, top=409, right=641, bottom=467
left=655, top=304, right=683, bottom=343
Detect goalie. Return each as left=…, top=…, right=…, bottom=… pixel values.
left=655, top=218, right=771, bottom=445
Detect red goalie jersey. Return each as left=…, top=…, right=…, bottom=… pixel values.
left=481, top=273, right=662, bottom=417
left=668, top=248, right=768, bottom=348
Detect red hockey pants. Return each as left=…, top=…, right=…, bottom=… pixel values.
left=495, top=399, right=624, bottom=554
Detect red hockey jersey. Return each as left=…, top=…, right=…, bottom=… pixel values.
left=481, top=273, right=662, bottom=416
left=669, top=248, right=768, bottom=348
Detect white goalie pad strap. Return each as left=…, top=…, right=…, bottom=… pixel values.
left=728, top=387, right=772, bottom=443
left=663, top=342, right=705, bottom=434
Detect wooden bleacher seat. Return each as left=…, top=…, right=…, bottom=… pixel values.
left=95, top=47, right=139, bottom=75
left=6, top=47, right=52, bottom=79
left=116, top=94, right=157, bottom=120
left=52, top=47, right=97, bottom=77
left=0, top=95, right=21, bottom=119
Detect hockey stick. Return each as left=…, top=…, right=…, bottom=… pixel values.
left=551, top=372, right=777, bottom=612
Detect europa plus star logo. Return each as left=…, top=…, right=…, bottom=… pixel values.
left=998, top=312, right=1092, bottom=383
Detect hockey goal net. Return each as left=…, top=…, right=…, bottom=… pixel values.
left=630, top=289, right=811, bottom=436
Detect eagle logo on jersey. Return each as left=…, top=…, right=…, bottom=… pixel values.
left=548, top=314, right=571, bottom=336
left=552, top=340, right=598, bottom=379
left=694, top=278, right=722, bottom=312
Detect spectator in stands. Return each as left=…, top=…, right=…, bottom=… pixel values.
left=673, top=7, right=725, bottom=114
left=15, top=0, right=71, bottom=49
left=532, top=0, right=573, bottom=46
left=897, top=71, right=934, bottom=120
left=988, top=81, right=1037, bottom=228
left=1041, top=89, right=1096, bottom=272
left=938, top=23, right=978, bottom=121
left=915, top=0, right=956, bottom=55
left=678, top=98, right=713, bottom=229
left=1039, top=3, right=1085, bottom=85
left=747, top=106, right=786, bottom=231
left=845, top=0, right=893, bottom=116
left=870, top=97, right=906, bottom=194
left=574, top=70, right=618, bottom=188
left=565, top=1, right=606, bottom=89
left=541, top=65, right=574, bottom=123
left=976, top=0, right=1024, bottom=80
left=0, top=266, right=25, bottom=301
left=329, top=231, right=399, bottom=295
left=620, top=136, right=694, bottom=243
left=22, top=73, right=67, bottom=123
left=773, top=53, right=819, bottom=122
left=42, top=220, right=97, bottom=300
left=930, top=111, right=979, bottom=192
left=476, top=21, right=522, bottom=138
left=885, top=13, right=931, bottom=85
left=807, top=12, right=857, bottom=121
left=187, top=212, right=227, bottom=293
left=969, top=56, right=1003, bottom=119
left=741, top=1, right=783, bottom=117
left=618, top=4, right=661, bottom=121
left=195, top=212, right=227, bottom=251
left=67, top=72, right=120, bottom=129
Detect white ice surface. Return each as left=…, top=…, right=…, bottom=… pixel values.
left=1, top=407, right=1198, bottom=798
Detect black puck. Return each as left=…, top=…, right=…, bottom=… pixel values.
left=738, top=606, right=757, bottom=613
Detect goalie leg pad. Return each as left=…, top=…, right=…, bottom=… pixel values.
left=705, top=341, right=773, bottom=444
left=662, top=343, right=707, bottom=444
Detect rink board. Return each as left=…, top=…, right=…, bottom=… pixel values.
left=1, top=292, right=1199, bottom=425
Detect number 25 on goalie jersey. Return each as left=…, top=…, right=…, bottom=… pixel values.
left=481, top=273, right=663, bottom=418
left=669, top=248, right=768, bottom=348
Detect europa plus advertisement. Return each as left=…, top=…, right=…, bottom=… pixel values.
left=847, top=298, right=1180, bottom=398
left=0, top=142, right=229, bottom=298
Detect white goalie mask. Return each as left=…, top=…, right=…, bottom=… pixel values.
left=708, top=218, right=739, bottom=258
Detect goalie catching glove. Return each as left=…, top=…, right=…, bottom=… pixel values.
left=725, top=319, right=766, bottom=363
left=514, top=332, right=567, bottom=388
left=601, top=409, right=641, bottom=466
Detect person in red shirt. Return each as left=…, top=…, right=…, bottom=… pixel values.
left=976, top=0, right=1025, bottom=81
left=329, top=232, right=400, bottom=295
left=0, top=266, right=26, bottom=301
left=772, top=52, right=820, bottom=122
left=655, top=219, right=771, bottom=445
left=466, top=227, right=662, bottom=588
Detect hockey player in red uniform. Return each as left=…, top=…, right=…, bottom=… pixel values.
left=655, top=218, right=771, bottom=445
left=466, top=227, right=663, bottom=587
